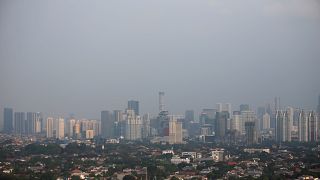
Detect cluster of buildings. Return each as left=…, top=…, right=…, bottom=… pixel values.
left=2, top=93, right=320, bottom=144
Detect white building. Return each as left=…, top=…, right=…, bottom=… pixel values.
left=212, top=149, right=224, bottom=162
left=169, top=116, right=183, bottom=144
left=57, top=117, right=65, bottom=139
left=46, top=117, right=54, bottom=138
left=262, top=113, right=270, bottom=130
left=125, top=110, right=142, bottom=141
left=170, top=156, right=190, bottom=164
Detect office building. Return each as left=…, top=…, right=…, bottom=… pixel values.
left=262, top=113, right=270, bottom=130
left=14, top=112, right=25, bottom=134
left=231, top=111, right=241, bottom=133
left=125, top=109, right=142, bottom=140
left=57, top=118, right=65, bottom=139
left=185, top=110, right=194, bottom=122
left=240, top=111, right=257, bottom=135
left=212, top=149, right=225, bottom=162
left=245, top=121, right=256, bottom=145
left=159, top=92, right=165, bottom=112
left=67, top=118, right=76, bottom=137
left=169, top=116, right=183, bottom=144
left=240, top=104, right=250, bottom=112
left=298, top=110, right=308, bottom=142
left=26, top=112, right=41, bottom=134
left=101, top=111, right=113, bottom=138
left=3, top=108, right=13, bottom=133
left=128, top=100, right=139, bottom=115
left=308, top=111, right=318, bottom=142
left=114, top=110, right=123, bottom=122
left=215, top=111, right=229, bottom=138
left=216, top=103, right=232, bottom=115
left=46, top=117, right=54, bottom=138
left=142, top=113, right=151, bottom=139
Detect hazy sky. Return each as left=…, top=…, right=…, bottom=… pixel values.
left=0, top=0, right=319, bottom=119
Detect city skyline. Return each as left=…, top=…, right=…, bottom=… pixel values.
left=0, top=0, right=320, bottom=120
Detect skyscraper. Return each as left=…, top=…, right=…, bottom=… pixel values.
left=159, top=92, right=165, bottom=112
left=3, top=108, right=13, bottom=133
left=240, top=104, right=250, bottom=112
left=14, top=112, right=25, bottom=134
left=215, top=111, right=229, bottom=138
left=169, top=116, right=183, bottom=144
left=46, top=117, right=54, bottom=138
left=216, top=103, right=232, bottom=115
left=275, top=110, right=285, bottom=142
left=125, top=109, right=142, bottom=140
left=308, top=111, right=318, bottom=142
left=57, top=117, right=65, bottom=139
left=245, top=121, right=256, bottom=145
left=262, top=113, right=270, bottom=130
left=231, top=111, right=241, bottom=133
left=298, top=110, right=308, bottom=142
left=275, top=109, right=292, bottom=142
left=26, top=112, right=41, bottom=134
left=101, top=111, right=113, bottom=138
left=185, top=110, right=194, bottom=122
left=128, top=100, right=139, bottom=115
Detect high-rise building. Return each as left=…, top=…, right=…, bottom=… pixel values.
left=113, top=110, right=123, bottom=122
left=73, top=121, right=81, bottom=139
left=185, top=110, right=194, bottom=122
left=202, top=109, right=216, bottom=119
left=142, top=113, right=151, bottom=139
left=275, top=110, right=292, bottom=142
left=318, top=95, right=320, bottom=113
left=245, top=122, right=256, bottom=145
left=216, top=103, right=231, bottom=115
left=3, top=108, right=13, bottom=133
left=240, top=111, right=257, bottom=135
left=159, top=92, right=165, bottom=112
left=125, top=109, right=142, bottom=140
left=262, top=113, right=270, bottom=130
left=231, top=111, right=241, bottom=133
left=67, top=118, right=76, bottom=137
left=215, top=111, right=229, bottom=138
left=101, top=111, right=113, bottom=138
left=14, top=112, right=25, bottom=134
left=169, top=116, right=183, bottom=144
left=298, top=110, right=308, bottom=142
left=128, top=100, right=139, bottom=115
left=275, top=110, right=285, bottom=142
left=26, top=112, right=41, bottom=134
left=308, top=111, right=318, bottom=142
left=57, top=118, right=65, bottom=139
left=46, top=117, right=54, bottom=138
left=240, top=104, right=250, bottom=112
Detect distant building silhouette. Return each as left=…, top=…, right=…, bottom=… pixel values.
left=128, top=100, right=139, bottom=115
left=3, top=108, right=13, bottom=133
left=101, top=111, right=113, bottom=138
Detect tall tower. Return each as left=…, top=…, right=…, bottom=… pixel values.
left=308, top=111, right=318, bottom=142
left=101, top=111, right=113, bottom=138
left=317, top=95, right=320, bottom=114
left=57, top=118, right=65, bottom=139
left=298, top=110, right=308, bottom=142
left=245, top=121, right=256, bottom=145
left=14, top=112, right=25, bottom=134
left=159, top=92, right=165, bottom=112
left=46, top=117, right=54, bottom=138
left=26, top=112, right=41, bottom=134
left=128, top=100, right=139, bottom=115
left=3, top=108, right=13, bottom=133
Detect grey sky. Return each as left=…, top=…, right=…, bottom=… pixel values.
left=0, top=0, right=319, bottom=119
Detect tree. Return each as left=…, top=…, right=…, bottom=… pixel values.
left=123, top=174, right=136, bottom=180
